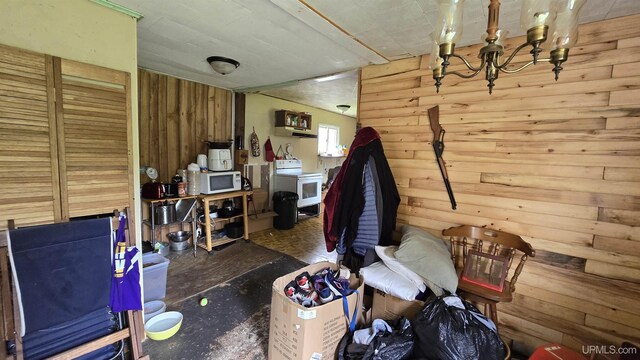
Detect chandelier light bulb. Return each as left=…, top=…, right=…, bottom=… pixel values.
left=521, top=0, right=556, bottom=31
left=432, top=0, right=584, bottom=93
left=437, top=0, right=464, bottom=44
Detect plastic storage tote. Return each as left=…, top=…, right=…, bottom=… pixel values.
left=142, top=253, right=170, bottom=302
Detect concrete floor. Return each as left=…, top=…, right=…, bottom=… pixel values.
left=158, top=215, right=333, bottom=307
left=142, top=215, right=336, bottom=359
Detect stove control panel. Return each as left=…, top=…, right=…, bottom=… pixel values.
left=274, top=159, right=302, bottom=169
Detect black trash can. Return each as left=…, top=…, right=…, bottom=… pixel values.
left=273, top=191, right=299, bottom=230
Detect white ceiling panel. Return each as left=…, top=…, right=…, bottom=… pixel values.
left=260, top=70, right=359, bottom=117
left=115, top=0, right=381, bottom=90
left=112, top=0, right=640, bottom=115
left=607, top=0, right=640, bottom=19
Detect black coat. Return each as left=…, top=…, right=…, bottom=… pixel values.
left=332, top=138, right=400, bottom=271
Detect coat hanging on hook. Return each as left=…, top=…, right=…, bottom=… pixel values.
left=265, top=136, right=275, bottom=162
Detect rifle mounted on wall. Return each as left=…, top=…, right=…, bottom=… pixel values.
left=427, top=105, right=457, bottom=210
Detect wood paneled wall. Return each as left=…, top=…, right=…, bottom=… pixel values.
left=359, top=14, right=640, bottom=351
left=138, top=69, right=233, bottom=182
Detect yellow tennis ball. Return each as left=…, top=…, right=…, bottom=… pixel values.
left=199, top=297, right=208, bottom=307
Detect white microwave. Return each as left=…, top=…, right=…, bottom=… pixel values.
left=200, top=171, right=241, bottom=194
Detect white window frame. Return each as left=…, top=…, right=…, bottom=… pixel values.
left=317, top=124, right=340, bottom=156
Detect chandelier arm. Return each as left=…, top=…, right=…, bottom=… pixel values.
left=497, top=58, right=550, bottom=74
left=494, top=42, right=530, bottom=69
left=451, top=54, right=485, bottom=72
left=447, top=69, right=484, bottom=79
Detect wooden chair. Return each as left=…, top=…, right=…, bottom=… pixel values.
left=442, top=225, right=535, bottom=326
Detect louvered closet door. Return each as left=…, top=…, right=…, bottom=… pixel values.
left=0, top=45, right=60, bottom=229
left=54, top=58, right=132, bottom=220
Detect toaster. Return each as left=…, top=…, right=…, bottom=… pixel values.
left=142, top=181, right=164, bottom=199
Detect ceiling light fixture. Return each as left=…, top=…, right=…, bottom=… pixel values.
left=431, top=0, right=585, bottom=94
left=207, top=56, right=240, bottom=75
left=336, top=104, right=351, bottom=113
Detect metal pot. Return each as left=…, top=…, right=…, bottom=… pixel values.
left=155, top=203, right=176, bottom=225
left=167, top=231, right=192, bottom=251
left=218, top=200, right=235, bottom=218
left=169, top=240, right=189, bottom=251
left=225, top=222, right=243, bottom=239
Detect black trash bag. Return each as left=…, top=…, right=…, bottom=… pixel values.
left=412, top=294, right=505, bottom=360
left=338, top=317, right=414, bottom=360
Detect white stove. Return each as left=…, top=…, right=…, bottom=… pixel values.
left=274, top=160, right=323, bottom=208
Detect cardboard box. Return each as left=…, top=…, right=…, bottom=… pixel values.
left=361, top=292, right=373, bottom=327
left=371, top=289, right=424, bottom=322
left=268, top=262, right=365, bottom=360
left=235, top=149, right=249, bottom=165
left=251, top=188, right=270, bottom=214
left=248, top=211, right=275, bottom=233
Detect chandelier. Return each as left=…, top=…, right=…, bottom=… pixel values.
left=430, top=0, right=586, bottom=94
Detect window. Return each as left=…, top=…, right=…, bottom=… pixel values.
left=318, top=124, right=340, bottom=156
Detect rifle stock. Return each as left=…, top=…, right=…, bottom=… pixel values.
left=428, top=107, right=443, bottom=138
left=427, top=106, right=457, bottom=210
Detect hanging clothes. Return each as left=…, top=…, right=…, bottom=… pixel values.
left=323, top=127, right=400, bottom=272
left=352, top=159, right=379, bottom=256
left=109, top=216, right=142, bottom=312
left=265, top=137, right=275, bottom=162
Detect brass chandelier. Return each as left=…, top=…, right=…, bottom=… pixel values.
left=430, top=0, right=586, bottom=94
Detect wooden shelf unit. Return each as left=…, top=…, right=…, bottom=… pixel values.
left=198, top=190, right=253, bottom=253
left=141, top=195, right=198, bottom=256
left=275, top=110, right=312, bottom=130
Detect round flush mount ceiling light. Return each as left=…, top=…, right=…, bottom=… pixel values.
left=206, top=56, right=240, bottom=75
left=336, top=104, right=351, bottom=113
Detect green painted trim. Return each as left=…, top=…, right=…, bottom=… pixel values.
left=90, top=0, right=143, bottom=20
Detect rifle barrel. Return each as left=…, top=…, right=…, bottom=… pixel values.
left=444, top=178, right=457, bottom=210
left=436, top=159, right=457, bottom=210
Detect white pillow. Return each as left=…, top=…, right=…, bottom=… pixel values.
left=394, top=225, right=458, bottom=296
left=359, top=261, right=421, bottom=301
left=375, top=245, right=426, bottom=293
